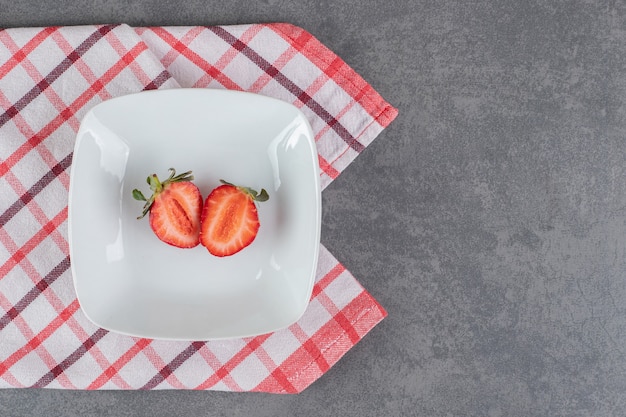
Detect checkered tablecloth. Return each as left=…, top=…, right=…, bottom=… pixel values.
left=0, top=23, right=397, bottom=393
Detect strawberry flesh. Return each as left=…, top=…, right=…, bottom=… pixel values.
left=149, top=182, right=202, bottom=248
left=200, top=182, right=268, bottom=257
left=133, top=168, right=202, bottom=248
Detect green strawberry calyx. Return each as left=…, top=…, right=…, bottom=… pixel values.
left=133, top=168, right=194, bottom=219
left=220, top=179, right=269, bottom=202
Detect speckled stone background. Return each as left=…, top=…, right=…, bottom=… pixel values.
left=2, top=0, right=626, bottom=416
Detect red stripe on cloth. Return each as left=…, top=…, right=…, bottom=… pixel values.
left=0, top=207, right=82, bottom=389
left=86, top=338, right=152, bottom=389
left=193, top=25, right=263, bottom=88
left=311, top=263, right=345, bottom=298
left=253, top=366, right=298, bottom=394
left=0, top=299, right=80, bottom=378
left=249, top=343, right=299, bottom=394
left=4, top=31, right=84, bottom=136
left=0, top=27, right=59, bottom=79
left=193, top=344, right=243, bottom=391
left=246, top=43, right=299, bottom=92
left=147, top=27, right=242, bottom=90
left=0, top=153, right=72, bottom=228
left=0, top=203, right=116, bottom=390
left=3, top=170, right=69, bottom=256
left=220, top=25, right=299, bottom=93
left=288, top=323, right=330, bottom=374
left=139, top=341, right=205, bottom=389
left=254, top=291, right=386, bottom=393
left=337, top=288, right=387, bottom=339
left=295, top=56, right=350, bottom=120
left=157, top=26, right=205, bottom=69
left=302, top=337, right=330, bottom=373
left=318, top=155, right=340, bottom=180
left=0, top=368, right=24, bottom=388
left=0, top=256, right=70, bottom=331
left=104, top=29, right=172, bottom=91
left=331, top=310, right=360, bottom=345
left=138, top=344, right=188, bottom=389
left=311, top=274, right=362, bottom=345
left=0, top=257, right=104, bottom=388
left=314, top=291, right=362, bottom=344
left=0, top=149, right=118, bottom=385
left=1, top=151, right=70, bottom=260
left=49, top=30, right=113, bottom=104
left=207, top=26, right=366, bottom=154
left=0, top=207, right=67, bottom=279
left=0, top=25, right=116, bottom=130
left=59, top=318, right=127, bottom=390
left=0, top=291, right=75, bottom=389
left=194, top=334, right=272, bottom=390
left=142, top=70, right=171, bottom=90
left=32, top=328, right=109, bottom=388
left=0, top=90, right=72, bottom=194
left=269, top=23, right=398, bottom=128
left=0, top=41, right=148, bottom=178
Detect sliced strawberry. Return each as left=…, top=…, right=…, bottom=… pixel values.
left=200, top=180, right=269, bottom=257
left=132, top=168, right=202, bottom=248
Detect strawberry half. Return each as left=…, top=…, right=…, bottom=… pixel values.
left=200, top=180, right=269, bottom=257
left=132, top=168, right=202, bottom=248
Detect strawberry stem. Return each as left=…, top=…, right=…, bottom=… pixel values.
left=168, top=168, right=194, bottom=183
left=133, top=168, right=195, bottom=219
left=219, top=179, right=269, bottom=203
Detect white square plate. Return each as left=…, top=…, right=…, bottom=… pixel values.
left=68, top=89, right=320, bottom=340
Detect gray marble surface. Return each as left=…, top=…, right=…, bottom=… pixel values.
left=2, top=0, right=626, bottom=415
